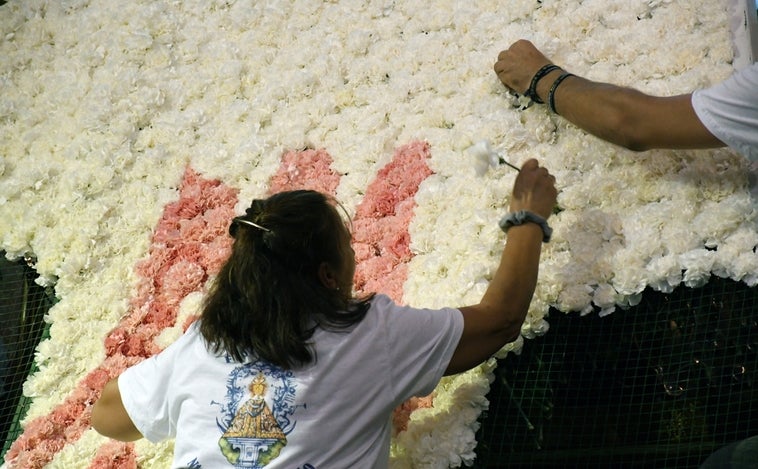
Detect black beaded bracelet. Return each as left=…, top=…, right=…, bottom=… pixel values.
left=548, top=72, right=575, bottom=114
left=525, top=64, right=561, bottom=104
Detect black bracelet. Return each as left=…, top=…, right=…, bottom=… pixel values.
left=548, top=72, right=575, bottom=114
left=525, top=64, right=561, bottom=104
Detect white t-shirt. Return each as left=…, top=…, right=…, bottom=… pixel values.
left=691, top=62, right=758, bottom=161
left=118, top=294, right=464, bottom=469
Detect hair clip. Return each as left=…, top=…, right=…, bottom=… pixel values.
left=233, top=217, right=271, bottom=232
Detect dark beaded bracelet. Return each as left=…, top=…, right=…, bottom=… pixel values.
left=525, top=64, right=561, bottom=103
left=548, top=72, right=575, bottom=114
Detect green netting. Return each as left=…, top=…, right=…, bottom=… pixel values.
left=475, top=277, right=758, bottom=468
left=0, top=255, right=53, bottom=460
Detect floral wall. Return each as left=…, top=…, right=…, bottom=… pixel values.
left=1, top=0, right=756, bottom=467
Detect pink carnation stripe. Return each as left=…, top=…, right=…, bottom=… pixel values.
left=353, top=140, right=433, bottom=303
left=268, top=148, right=341, bottom=195
left=349, top=141, right=436, bottom=432
left=5, top=167, right=239, bottom=468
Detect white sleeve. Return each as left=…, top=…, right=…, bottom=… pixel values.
left=118, top=355, right=173, bottom=442
left=372, top=294, right=464, bottom=402
left=117, top=326, right=198, bottom=442
left=691, top=63, right=758, bottom=161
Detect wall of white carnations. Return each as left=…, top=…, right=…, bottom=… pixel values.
left=1, top=0, right=757, bottom=467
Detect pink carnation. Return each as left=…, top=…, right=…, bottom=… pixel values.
left=392, top=393, right=435, bottom=434
left=203, top=206, right=237, bottom=238
left=161, top=259, right=207, bottom=300
left=88, top=442, right=136, bottom=469
left=83, top=368, right=112, bottom=391
left=178, top=216, right=209, bottom=242
left=269, top=149, right=341, bottom=195
left=199, top=236, right=233, bottom=276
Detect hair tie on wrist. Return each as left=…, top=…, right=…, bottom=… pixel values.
left=526, top=64, right=561, bottom=104
left=548, top=72, right=575, bottom=114
left=499, top=210, right=552, bottom=243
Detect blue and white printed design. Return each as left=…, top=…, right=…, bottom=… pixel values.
left=211, top=360, right=299, bottom=468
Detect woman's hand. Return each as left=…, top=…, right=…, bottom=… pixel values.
left=509, top=159, right=557, bottom=219
left=446, top=159, right=556, bottom=375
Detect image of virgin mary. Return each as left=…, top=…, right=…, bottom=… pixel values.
left=219, top=372, right=288, bottom=468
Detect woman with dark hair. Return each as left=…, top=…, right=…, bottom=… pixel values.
left=92, top=159, right=557, bottom=468
left=200, top=190, right=372, bottom=369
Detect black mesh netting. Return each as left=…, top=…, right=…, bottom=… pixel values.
left=1, top=254, right=52, bottom=459
left=474, top=276, right=758, bottom=468
left=1, top=252, right=757, bottom=467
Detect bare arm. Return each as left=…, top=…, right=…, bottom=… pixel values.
left=445, top=159, right=557, bottom=375
left=91, top=378, right=143, bottom=441
left=494, top=40, right=725, bottom=151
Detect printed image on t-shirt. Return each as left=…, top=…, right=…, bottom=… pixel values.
left=210, top=360, right=300, bottom=468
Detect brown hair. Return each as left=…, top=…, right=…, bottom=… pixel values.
left=199, top=190, right=371, bottom=368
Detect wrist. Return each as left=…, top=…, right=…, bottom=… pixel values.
left=525, top=64, right=561, bottom=103
left=548, top=72, right=575, bottom=114
left=535, top=69, right=564, bottom=104
left=499, top=210, right=552, bottom=243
